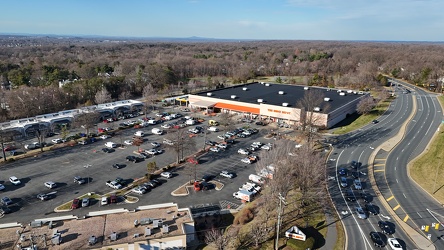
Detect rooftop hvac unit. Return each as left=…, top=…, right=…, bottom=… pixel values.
left=314, top=107, right=321, bottom=112
left=339, top=92, right=346, bottom=96
left=324, top=97, right=330, bottom=102
left=282, top=103, right=289, bottom=107
left=265, top=83, right=270, bottom=86
left=257, top=99, right=264, bottom=103
left=304, top=87, right=309, bottom=90
left=207, top=92, right=212, bottom=96
left=278, top=91, right=284, bottom=95
left=231, top=95, right=237, bottom=99
left=242, top=87, right=248, bottom=91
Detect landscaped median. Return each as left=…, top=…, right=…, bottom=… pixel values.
left=171, top=180, right=224, bottom=196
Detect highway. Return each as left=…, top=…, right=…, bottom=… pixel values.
left=328, top=85, right=417, bottom=249
left=378, top=80, right=444, bottom=248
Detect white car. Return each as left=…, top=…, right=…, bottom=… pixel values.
left=261, top=143, right=273, bottom=150
left=124, top=140, right=133, bottom=145
left=9, top=176, right=21, bottom=185
left=387, top=238, right=402, bottom=250
left=132, top=186, right=147, bottom=194
left=163, top=139, right=174, bottom=145
left=241, top=158, right=252, bottom=164
left=151, top=142, right=161, bottom=148
left=161, top=124, right=171, bottom=129
left=216, top=143, right=227, bottom=149
left=237, top=148, right=249, bottom=155
left=220, top=171, right=234, bottom=179
left=217, top=135, right=226, bottom=140
left=101, top=196, right=108, bottom=205
left=100, top=135, right=111, bottom=140
left=44, top=181, right=57, bottom=189
left=160, top=172, right=173, bottom=178
left=210, top=147, right=220, bottom=152
left=51, top=138, right=63, bottom=144
left=146, top=149, right=158, bottom=155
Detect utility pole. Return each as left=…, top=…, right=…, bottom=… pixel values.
left=275, top=193, right=287, bottom=250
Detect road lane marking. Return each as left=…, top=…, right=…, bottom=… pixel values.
left=393, top=204, right=401, bottom=211
left=374, top=169, right=385, bottom=172
left=396, top=179, right=399, bottom=183
left=374, top=163, right=385, bottom=167
left=404, top=215, right=410, bottom=222
left=386, top=196, right=394, bottom=201
left=416, top=212, right=422, bottom=218
left=374, top=158, right=386, bottom=161
left=403, top=193, right=407, bottom=198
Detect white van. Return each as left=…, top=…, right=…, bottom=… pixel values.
left=104, top=142, right=117, bottom=148
left=151, top=128, right=164, bottom=135
left=134, top=131, right=144, bottom=137
left=186, top=119, right=196, bottom=125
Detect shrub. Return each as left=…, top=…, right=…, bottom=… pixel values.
left=286, top=236, right=315, bottom=250
left=233, top=208, right=254, bottom=225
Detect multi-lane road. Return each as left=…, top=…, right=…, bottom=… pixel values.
left=329, top=80, right=444, bottom=249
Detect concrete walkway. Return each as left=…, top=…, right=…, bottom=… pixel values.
left=320, top=212, right=338, bottom=250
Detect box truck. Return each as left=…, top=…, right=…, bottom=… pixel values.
left=233, top=190, right=254, bottom=202
left=249, top=174, right=265, bottom=184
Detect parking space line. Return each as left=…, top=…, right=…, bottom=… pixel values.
left=403, top=215, right=409, bottom=222
left=374, top=158, right=387, bottom=161
left=374, top=169, right=385, bottom=172
left=373, top=163, right=385, bottom=167
left=393, top=204, right=401, bottom=211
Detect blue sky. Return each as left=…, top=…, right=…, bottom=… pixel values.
left=1, top=0, right=442, bottom=41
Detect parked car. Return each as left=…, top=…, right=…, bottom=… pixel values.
left=9, top=176, right=21, bottom=185
left=220, top=170, right=235, bottom=178
left=101, top=196, right=108, bottom=206
left=369, top=232, right=385, bottom=247
left=209, top=147, right=220, bottom=152
left=71, top=198, right=81, bottom=209
left=132, top=186, right=147, bottom=194
left=216, top=143, right=228, bottom=149
left=109, top=194, right=118, bottom=203
left=0, top=184, right=5, bottom=191
left=74, top=176, right=86, bottom=184
left=126, top=155, right=140, bottom=162
left=338, top=168, right=347, bottom=176
left=238, top=148, right=250, bottom=155
left=82, top=198, right=90, bottom=207
left=160, top=172, right=173, bottom=178
left=51, top=138, right=64, bottom=144
left=353, top=179, right=362, bottom=190
left=205, top=140, right=217, bottom=146
left=124, top=140, right=133, bottom=145
left=340, top=177, right=348, bottom=188
left=100, top=134, right=111, bottom=140
left=151, top=142, right=161, bottom=148
left=113, top=163, right=124, bottom=169
left=102, top=148, right=114, bottom=153
left=44, top=181, right=57, bottom=189
left=202, top=174, right=215, bottom=182
left=1, top=197, right=12, bottom=206
left=0, top=206, right=12, bottom=215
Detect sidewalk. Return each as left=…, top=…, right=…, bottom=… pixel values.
left=320, top=212, right=338, bottom=250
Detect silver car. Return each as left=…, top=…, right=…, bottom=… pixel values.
left=356, top=206, right=367, bottom=219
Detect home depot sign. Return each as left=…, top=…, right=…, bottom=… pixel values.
left=285, top=226, right=306, bottom=241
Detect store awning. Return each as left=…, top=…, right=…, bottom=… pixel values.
left=214, top=103, right=260, bottom=114
left=190, top=100, right=216, bottom=108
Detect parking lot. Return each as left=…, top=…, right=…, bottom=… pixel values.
left=0, top=108, right=281, bottom=224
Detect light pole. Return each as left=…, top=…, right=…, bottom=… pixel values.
left=433, top=157, right=441, bottom=194
left=275, top=193, right=287, bottom=250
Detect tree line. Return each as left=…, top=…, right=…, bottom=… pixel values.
left=1, top=38, right=443, bottom=121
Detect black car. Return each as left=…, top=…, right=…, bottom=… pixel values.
left=113, top=163, right=124, bottom=169
left=372, top=120, right=379, bottom=124
left=126, top=155, right=138, bottom=162
left=338, top=168, right=347, bottom=176
left=351, top=171, right=359, bottom=179
left=345, top=190, right=355, bottom=201
left=115, top=177, right=125, bottom=186
left=74, top=176, right=86, bottom=184
left=202, top=174, right=215, bottom=182
left=369, top=232, right=385, bottom=247
left=200, top=182, right=215, bottom=190
left=37, top=193, right=50, bottom=201
left=255, top=121, right=266, bottom=126
left=0, top=206, right=12, bottom=215
left=225, top=139, right=235, bottom=144
left=350, top=160, right=360, bottom=169
left=378, top=221, right=395, bottom=234
left=360, top=193, right=372, bottom=203
left=365, top=203, right=379, bottom=215
left=102, top=148, right=114, bottom=153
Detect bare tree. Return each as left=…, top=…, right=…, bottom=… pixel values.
left=142, top=83, right=157, bottom=115
left=164, top=128, right=196, bottom=164
left=204, top=228, right=230, bottom=250
left=95, top=88, right=112, bottom=104
left=73, top=112, right=100, bottom=135
left=118, top=90, right=132, bottom=100
left=296, top=89, right=329, bottom=144
left=249, top=220, right=273, bottom=248
left=218, top=112, right=236, bottom=132
left=356, top=95, right=377, bottom=115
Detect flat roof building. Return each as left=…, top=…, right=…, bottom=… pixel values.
left=188, top=82, right=368, bottom=128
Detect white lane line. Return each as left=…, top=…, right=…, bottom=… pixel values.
left=403, top=193, right=407, bottom=198
left=417, top=212, right=423, bottom=218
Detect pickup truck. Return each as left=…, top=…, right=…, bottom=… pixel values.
left=106, top=181, right=122, bottom=189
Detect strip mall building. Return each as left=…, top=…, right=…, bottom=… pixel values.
left=188, top=82, right=368, bottom=129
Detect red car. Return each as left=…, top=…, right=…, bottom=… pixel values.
left=71, top=198, right=81, bottom=209
left=109, top=194, right=117, bottom=204
left=2, top=145, right=16, bottom=151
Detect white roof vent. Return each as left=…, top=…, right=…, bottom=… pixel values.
left=324, top=97, right=330, bottom=102
left=231, top=95, right=237, bottom=99
left=265, top=83, right=270, bottom=86
left=242, top=87, right=248, bottom=91
left=314, top=107, right=321, bottom=112
left=278, top=91, right=284, bottom=95
left=207, top=92, right=212, bottom=96
left=257, top=99, right=264, bottom=103
left=304, top=87, right=309, bottom=90
left=339, top=92, right=346, bottom=96
left=282, top=103, right=289, bottom=107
